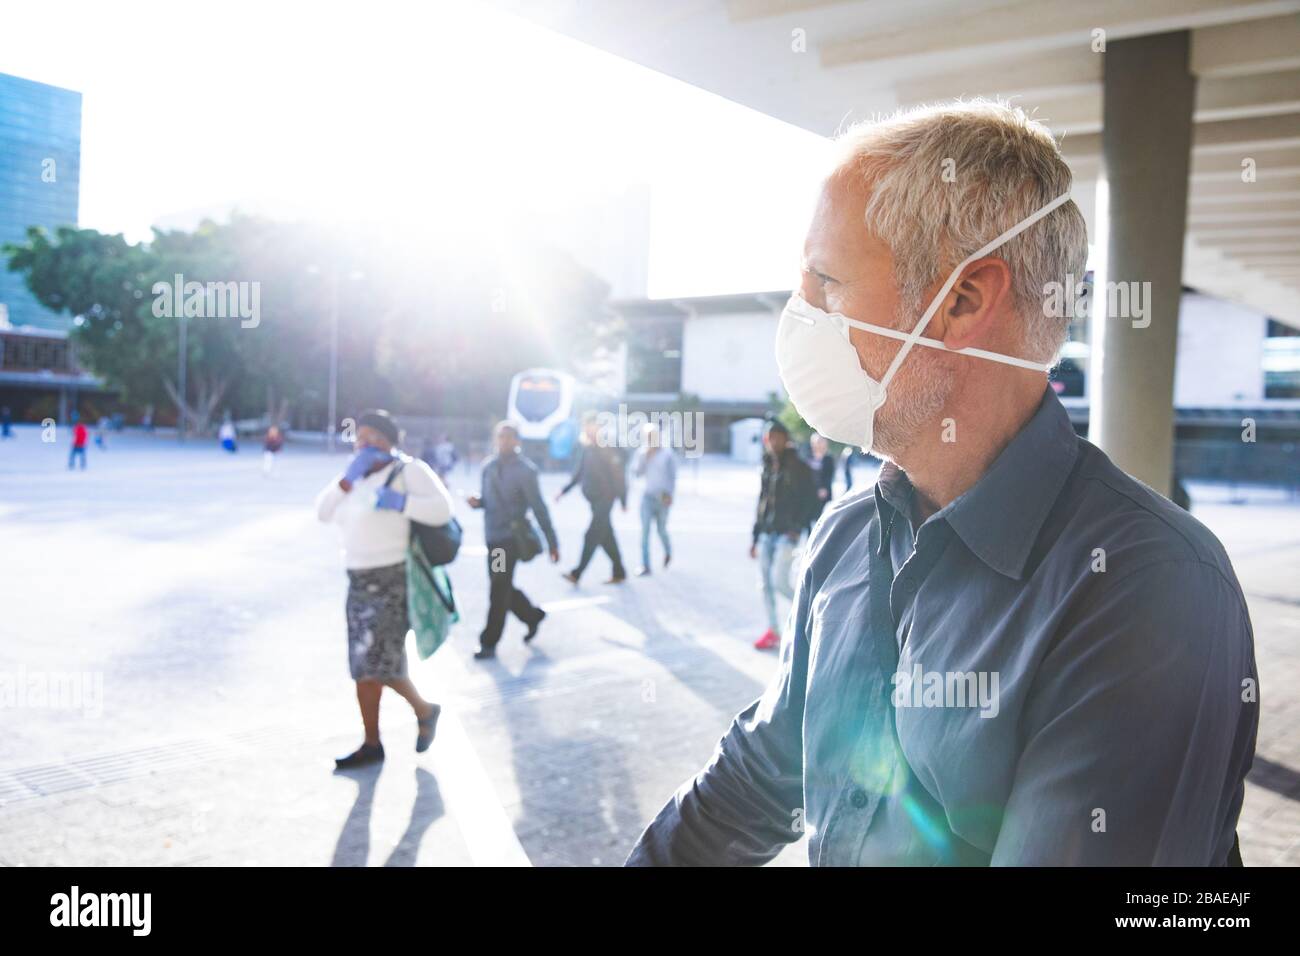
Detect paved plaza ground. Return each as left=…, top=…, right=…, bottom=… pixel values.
left=0, top=427, right=1296, bottom=866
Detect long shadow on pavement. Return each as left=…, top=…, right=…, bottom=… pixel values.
left=331, top=764, right=381, bottom=866
left=479, top=652, right=643, bottom=866
left=591, top=576, right=770, bottom=718
left=384, top=768, right=446, bottom=866
left=330, top=764, right=448, bottom=866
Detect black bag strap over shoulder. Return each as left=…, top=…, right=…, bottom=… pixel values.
left=384, top=455, right=462, bottom=567
left=382, top=456, right=405, bottom=489
left=410, top=536, right=456, bottom=614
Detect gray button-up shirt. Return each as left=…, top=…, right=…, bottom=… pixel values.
left=628, top=388, right=1258, bottom=866
left=480, top=451, right=558, bottom=552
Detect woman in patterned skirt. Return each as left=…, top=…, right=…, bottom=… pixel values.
left=316, top=410, right=455, bottom=769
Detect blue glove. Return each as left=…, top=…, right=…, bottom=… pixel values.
left=344, top=445, right=393, bottom=484
left=374, top=487, right=406, bottom=512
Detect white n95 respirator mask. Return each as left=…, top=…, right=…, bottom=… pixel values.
left=775, top=192, right=1072, bottom=451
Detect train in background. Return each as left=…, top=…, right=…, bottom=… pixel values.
left=506, top=368, right=615, bottom=469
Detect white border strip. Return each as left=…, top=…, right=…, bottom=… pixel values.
left=428, top=650, right=531, bottom=867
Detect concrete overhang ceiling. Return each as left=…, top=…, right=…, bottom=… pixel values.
left=495, top=0, right=1300, bottom=326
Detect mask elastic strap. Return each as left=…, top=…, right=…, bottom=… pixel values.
left=840, top=316, right=1052, bottom=371
left=877, top=191, right=1073, bottom=390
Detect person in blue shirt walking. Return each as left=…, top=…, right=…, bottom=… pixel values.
left=632, top=423, right=677, bottom=576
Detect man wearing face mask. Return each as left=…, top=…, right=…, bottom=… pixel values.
left=627, top=101, right=1257, bottom=866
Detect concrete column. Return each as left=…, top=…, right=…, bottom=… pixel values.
left=1089, top=31, right=1196, bottom=496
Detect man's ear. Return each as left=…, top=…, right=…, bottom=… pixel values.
left=938, top=256, right=1014, bottom=351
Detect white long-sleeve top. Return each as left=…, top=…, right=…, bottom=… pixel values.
left=315, top=455, right=454, bottom=570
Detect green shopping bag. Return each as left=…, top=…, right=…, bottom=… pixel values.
left=407, top=539, right=458, bottom=660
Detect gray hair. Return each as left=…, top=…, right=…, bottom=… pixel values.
left=832, top=99, right=1089, bottom=362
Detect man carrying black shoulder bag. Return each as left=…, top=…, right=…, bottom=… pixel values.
left=466, top=422, right=560, bottom=660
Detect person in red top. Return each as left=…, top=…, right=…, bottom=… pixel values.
left=68, top=415, right=89, bottom=470
left=262, top=425, right=284, bottom=477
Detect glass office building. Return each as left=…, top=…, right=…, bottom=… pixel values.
left=0, top=72, right=81, bottom=331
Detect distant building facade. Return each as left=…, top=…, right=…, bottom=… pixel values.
left=610, top=288, right=1300, bottom=488
left=610, top=291, right=785, bottom=451
left=0, top=320, right=103, bottom=423
left=0, top=72, right=82, bottom=332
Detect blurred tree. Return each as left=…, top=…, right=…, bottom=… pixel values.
left=5, top=217, right=617, bottom=433
left=774, top=395, right=811, bottom=442
left=7, top=221, right=315, bottom=433
left=5, top=227, right=165, bottom=406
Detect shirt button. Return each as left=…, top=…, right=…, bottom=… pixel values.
left=849, top=788, right=868, bottom=809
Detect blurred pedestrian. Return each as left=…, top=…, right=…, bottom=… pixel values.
left=750, top=419, right=817, bottom=650
left=1, top=406, right=12, bottom=439
left=315, top=409, right=454, bottom=769
left=419, top=435, right=437, bottom=469
left=842, top=445, right=856, bottom=491
left=218, top=417, right=238, bottom=453
left=466, top=421, right=559, bottom=660
left=557, top=413, right=628, bottom=585
left=548, top=418, right=578, bottom=469
left=810, top=433, right=836, bottom=521
left=94, top=416, right=109, bottom=449
left=262, top=425, right=284, bottom=477
left=633, top=423, right=676, bottom=576
left=433, top=433, right=459, bottom=481
left=68, top=414, right=88, bottom=470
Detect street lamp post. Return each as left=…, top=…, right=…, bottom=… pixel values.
left=327, top=268, right=339, bottom=453
left=308, top=262, right=362, bottom=453
left=177, top=312, right=187, bottom=443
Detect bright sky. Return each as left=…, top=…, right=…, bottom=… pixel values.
left=0, top=0, right=830, bottom=300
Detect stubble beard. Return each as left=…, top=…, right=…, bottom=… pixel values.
left=869, top=298, right=957, bottom=462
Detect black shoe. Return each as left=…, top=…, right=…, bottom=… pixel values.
left=334, top=742, right=384, bottom=770
left=524, top=610, right=546, bottom=643
left=474, top=646, right=496, bottom=660
left=416, top=704, right=441, bottom=753
left=663, top=553, right=671, bottom=569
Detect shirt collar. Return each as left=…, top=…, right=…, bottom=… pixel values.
left=875, top=460, right=914, bottom=557
left=876, top=387, right=1079, bottom=580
